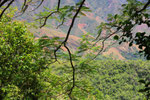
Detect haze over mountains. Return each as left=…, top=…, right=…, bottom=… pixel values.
left=14, top=0, right=146, bottom=60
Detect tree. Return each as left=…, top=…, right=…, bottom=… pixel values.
left=95, top=0, right=150, bottom=99
left=0, top=0, right=150, bottom=99
left=0, top=9, right=53, bottom=99
left=0, top=1, right=96, bottom=99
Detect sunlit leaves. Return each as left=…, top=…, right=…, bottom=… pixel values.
left=0, top=11, right=53, bottom=99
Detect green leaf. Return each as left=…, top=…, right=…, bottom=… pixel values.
left=113, top=35, right=119, bottom=40
left=146, top=82, right=150, bottom=87
left=129, top=41, right=133, bottom=47
left=139, top=80, right=145, bottom=84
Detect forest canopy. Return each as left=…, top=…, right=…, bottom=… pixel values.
left=0, top=0, right=150, bottom=99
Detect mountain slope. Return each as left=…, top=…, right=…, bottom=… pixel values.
left=32, top=27, right=140, bottom=60
left=14, top=0, right=144, bottom=60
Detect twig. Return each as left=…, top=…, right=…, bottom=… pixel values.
left=51, top=0, right=86, bottom=99
left=56, top=18, right=65, bottom=29
left=91, top=29, right=120, bottom=60
left=136, top=0, right=150, bottom=13
left=0, top=0, right=14, bottom=19
left=40, top=0, right=61, bottom=28
left=0, top=0, right=8, bottom=8
left=30, top=0, right=44, bottom=12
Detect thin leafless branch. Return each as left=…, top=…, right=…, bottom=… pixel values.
left=56, top=18, right=65, bottom=29
left=136, top=0, right=150, bottom=13
left=92, top=29, right=120, bottom=60
left=0, top=0, right=14, bottom=19
left=40, top=0, right=61, bottom=28
left=50, top=0, right=86, bottom=99
left=30, top=0, right=45, bottom=11
left=0, top=0, right=8, bottom=8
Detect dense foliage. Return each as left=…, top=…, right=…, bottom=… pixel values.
left=92, top=60, right=150, bottom=100
left=0, top=0, right=150, bottom=100
left=0, top=10, right=54, bottom=99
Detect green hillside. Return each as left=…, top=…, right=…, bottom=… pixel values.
left=0, top=0, right=150, bottom=99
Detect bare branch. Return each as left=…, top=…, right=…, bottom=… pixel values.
left=30, top=0, right=44, bottom=11
left=64, top=1, right=85, bottom=43
left=92, top=29, right=120, bottom=60
left=21, top=0, right=27, bottom=11
left=0, top=0, right=14, bottom=19
left=136, top=0, right=150, bottom=13
left=56, top=18, right=65, bottom=29
left=49, top=0, right=86, bottom=99
left=40, top=0, right=61, bottom=28
left=57, top=0, right=61, bottom=11
left=0, top=0, right=8, bottom=8
left=64, top=44, right=75, bottom=99
left=40, top=11, right=57, bottom=28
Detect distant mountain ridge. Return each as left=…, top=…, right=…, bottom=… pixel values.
left=14, top=0, right=144, bottom=60
left=14, top=0, right=123, bottom=31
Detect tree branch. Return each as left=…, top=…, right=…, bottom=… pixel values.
left=0, top=0, right=8, bottom=8
left=56, top=18, right=65, bottom=29
left=51, top=0, right=86, bottom=99
left=30, top=0, right=45, bottom=11
left=136, top=0, right=150, bottom=13
left=0, top=0, right=14, bottom=19
left=40, top=0, right=61, bottom=28
left=92, top=29, right=120, bottom=60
